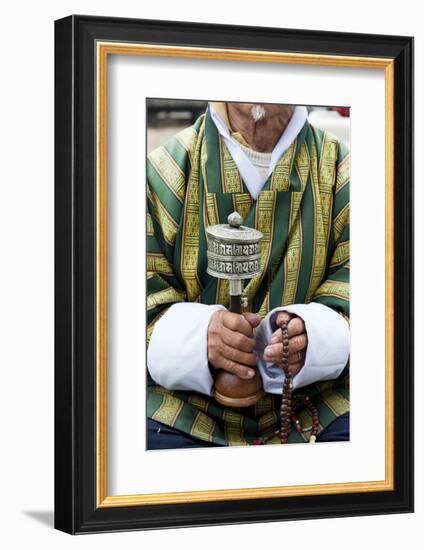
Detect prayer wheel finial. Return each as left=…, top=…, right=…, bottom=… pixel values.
left=228, top=211, right=243, bottom=228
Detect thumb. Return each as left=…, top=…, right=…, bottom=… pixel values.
left=244, top=312, right=261, bottom=328
left=275, top=310, right=293, bottom=327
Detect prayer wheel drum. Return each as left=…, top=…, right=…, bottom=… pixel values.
left=206, top=212, right=264, bottom=407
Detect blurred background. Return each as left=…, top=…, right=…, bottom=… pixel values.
left=146, top=99, right=350, bottom=153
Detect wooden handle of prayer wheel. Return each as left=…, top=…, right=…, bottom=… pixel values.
left=229, top=294, right=242, bottom=315
left=213, top=293, right=263, bottom=408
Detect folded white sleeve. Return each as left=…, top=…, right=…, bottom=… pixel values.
left=255, top=302, right=350, bottom=393
left=147, top=302, right=226, bottom=396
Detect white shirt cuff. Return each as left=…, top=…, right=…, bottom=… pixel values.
left=147, top=302, right=225, bottom=396
left=255, top=302, right=350, bottom=393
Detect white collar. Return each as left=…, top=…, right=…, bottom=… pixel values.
left=209, top=104, right=308, bottom=199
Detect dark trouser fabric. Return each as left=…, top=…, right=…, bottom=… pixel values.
left=316, top=412, right=350, bottom=442
left=147, top=412, right=350, bottom=449
left=147, top=419, right=218, bottom=449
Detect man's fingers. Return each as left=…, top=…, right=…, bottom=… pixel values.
left=222, top=327, right=256, bottom=353
left=263, top=346, right=305, bottom=365
left=263, top=342, right=283, bottom=361
left=222, top=311, right=254, bottom=337
left=221, top=342, right=257, bottom=367
left=269, top=328, right=282, bottom=344
left=287, top=317, right=305, bottom=338
left=270, top=317, right=305, bottom=344
left=288, top=333, right=308, bottom=354
left=288, top=350, right=306, bottom=364
left=220, top=358, right=256, bottom=380
left=271, top=311, right=297, bottom=343
left=263, top=335, right=307, bottom=362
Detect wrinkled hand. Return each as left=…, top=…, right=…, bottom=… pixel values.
left=263, top=311, right=308, bottom=376
left=208, top=310, right=261, bottom=379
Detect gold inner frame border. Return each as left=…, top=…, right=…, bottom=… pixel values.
left=96, top=41, right=395, bottom=507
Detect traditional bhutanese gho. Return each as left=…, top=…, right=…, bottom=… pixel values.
left=146, top=107, right=350, bottom=445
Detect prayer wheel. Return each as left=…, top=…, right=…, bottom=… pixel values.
left=206, top=212, right=264, bottom=407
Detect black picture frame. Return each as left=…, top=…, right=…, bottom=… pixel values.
left=55, top=14, right=414, bottom=534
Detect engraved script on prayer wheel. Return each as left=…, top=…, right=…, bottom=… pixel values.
left=206, top=212, right=264, bottom=408
left=206, top=211, right=263, bottom=282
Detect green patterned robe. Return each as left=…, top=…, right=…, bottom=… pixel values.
left=146, top=108, right=350, bottom=445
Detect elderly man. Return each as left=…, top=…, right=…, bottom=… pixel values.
left=146, top=102, right=350, bottom=449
